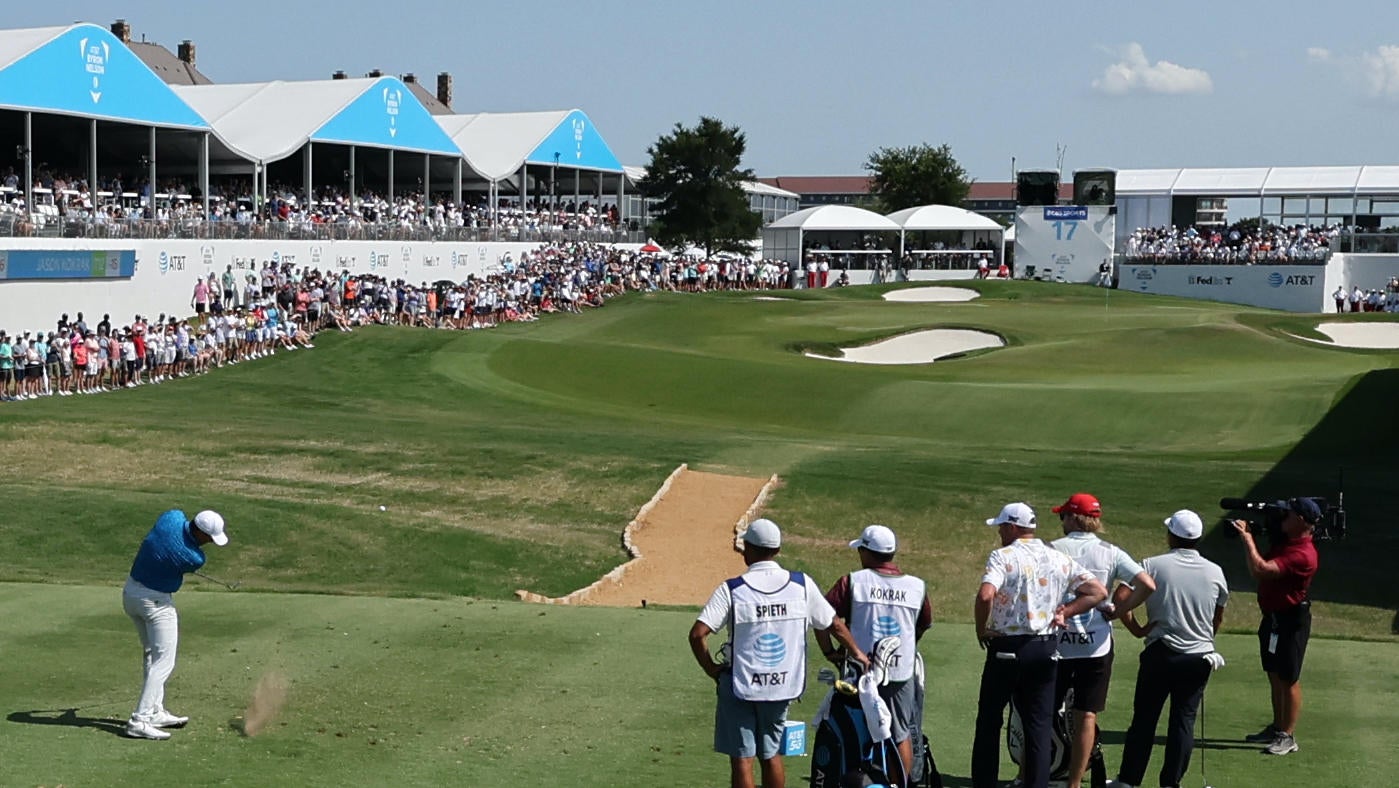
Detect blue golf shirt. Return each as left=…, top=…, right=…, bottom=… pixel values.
left=128, top=509, right=206, bottom=593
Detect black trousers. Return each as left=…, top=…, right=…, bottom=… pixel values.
left=1117, top=641, right=1212, bottom=787
left=972, top=635, right=1057, bottom=788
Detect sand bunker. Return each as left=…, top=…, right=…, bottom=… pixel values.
left=882, top=287, right=980, bottom=303
left=1310, top=322, right=1399, bottom=349
left=807, top=329, right=1003, bottom=365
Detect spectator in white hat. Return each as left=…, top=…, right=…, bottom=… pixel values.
left=1114, top=510, right=1229, bottom=788
left=122, top=508, right=229, bottom=740
left=689, top=518, right=867, bottom=788
left=816, top=524, right=932, bottom=776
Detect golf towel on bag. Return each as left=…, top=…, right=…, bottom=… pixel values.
left=809, top=686, right=907, bottom=788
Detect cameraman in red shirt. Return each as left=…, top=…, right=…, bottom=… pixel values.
left=1231, top=497, right=1320, bottom=756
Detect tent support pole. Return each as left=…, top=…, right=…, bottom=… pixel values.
left=148, top=126, right=157, bottom=219
left=22, top=112, right=32, bottom=216
left=521, top=164, right=528, bottom=214
left=453, top=159, right=463, bottom=208
left=616, top=174, right=624, bottom=236
left=348, top=146, right=356, bottom=207
left=200, top=132, right=210, bottom=220
left=89, top=118, right=98, bottom=217
left=573, top=168, right=580, bottom=211
left=423, top=155, right=431, bottom=204
left=387, top=150, right=394, bottom=203
left=305, top=142, right=314, bottom=216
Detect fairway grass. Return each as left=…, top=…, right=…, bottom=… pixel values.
left=1, top=281, right=1396, bottom=783
left=0, top=584, right=1394, bottom=786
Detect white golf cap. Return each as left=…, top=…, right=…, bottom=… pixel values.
left=849, top=524, right=897, bottom=553
left=741, top=518, right=781, bottom=549
left=194, top=510, right=229, bottom=546
left=1164, top=509, right=1203, bottom=540
left=986, top=502, right=1037, bottom=528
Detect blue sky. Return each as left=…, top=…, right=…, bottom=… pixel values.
left=12, top=1, right=1399, bottom=180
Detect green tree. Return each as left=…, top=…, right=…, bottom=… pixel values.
left=865, top=143, right=971, bottom=213
left=639, top=117, right=762, bottom=255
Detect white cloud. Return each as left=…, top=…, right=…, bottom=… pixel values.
left=1092, top=43, right=1213, bottom=96
left=1360, top=45, right=1399, bottom=100
left=1307, top=47, right=1332, bottom=63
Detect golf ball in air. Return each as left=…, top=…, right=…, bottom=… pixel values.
left=378, top=505, right=387, bottom=512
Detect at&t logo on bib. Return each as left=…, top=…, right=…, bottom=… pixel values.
left=754, top=633, right=787, bottom=667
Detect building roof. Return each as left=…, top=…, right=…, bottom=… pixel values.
left=402, top=76, right=450, bottom=116
left=757, top=176, right=873, bottom=194
left=128, top=40, right=212, bottom=86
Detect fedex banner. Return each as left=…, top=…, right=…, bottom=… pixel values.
left=1119, top=263, right=1329, bottom=312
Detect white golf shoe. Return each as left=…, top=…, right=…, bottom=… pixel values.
left=125, top=718, right=172, bottom=740
left=151, top=710, right=189, bottom=728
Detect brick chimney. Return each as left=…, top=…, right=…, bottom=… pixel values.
left=177, top=40, right=196, bottom=67
left=436, top=72, right=453, bottom=110
left=367, top=69, right=383, bottom=78
left=402, top=73, right=416, bottom=84
left=332, top=70, right=347, bottom=80
left=111, top=19, right=131, bottom=44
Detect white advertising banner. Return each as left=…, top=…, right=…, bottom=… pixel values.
left=1014, top=206, right=1115, bottom=283
left=0, top=238, right=551, bottom=332
left=1119, top=263, right=1330, bottom=312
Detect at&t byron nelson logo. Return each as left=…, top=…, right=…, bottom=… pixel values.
left=572, top=117, right=586, bottom=160
left=384, top=87, right=402, bottom=138
left=80, top=37, right=110, bottom=104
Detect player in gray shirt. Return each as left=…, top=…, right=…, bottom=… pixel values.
left=1112, top=510, right=1228, bottom=788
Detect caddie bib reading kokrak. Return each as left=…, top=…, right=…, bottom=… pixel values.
left=849, top=568, right=924, bottom=682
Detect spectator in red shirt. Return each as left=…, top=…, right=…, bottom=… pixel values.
left=1230, top=497, right=1321, bottom=756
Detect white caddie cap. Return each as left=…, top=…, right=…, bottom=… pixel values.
left=986, top=502, right=1037, bottom=528
left=194, top=510, right=229, bottom=546
left=849, top=524, right=897, bottom=554
left=741, top=518, right=782, bottom=549
left=1164, top=510, right=1203, bottom=540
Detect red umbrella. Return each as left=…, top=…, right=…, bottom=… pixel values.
left=640, top=242, right=663, bottom=254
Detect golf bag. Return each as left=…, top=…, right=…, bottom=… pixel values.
left=1006, top=689, right=1106, bottom=788
left=811, top=650, right=942, bottom=788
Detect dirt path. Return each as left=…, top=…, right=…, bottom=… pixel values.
left=516, top=466, right=775, bottom=607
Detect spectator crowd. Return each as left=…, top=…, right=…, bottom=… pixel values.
left=0, top=243, right=796, bottom=403
left=1124, top=223, right=1342, bottom=264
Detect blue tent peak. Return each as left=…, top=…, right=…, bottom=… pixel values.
left=312, top=77, right=461, bottom=156
left=527, top=110, right=623, bottom=172
left=0, top=24, right=208, bottom=129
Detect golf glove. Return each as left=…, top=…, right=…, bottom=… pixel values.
left=1202, top=651, right=1226, bottom=671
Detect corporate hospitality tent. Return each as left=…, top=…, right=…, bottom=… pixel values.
left=887, top=204, right=1005, bottom=259
left=1115, top=165, right=1399, bottom=245
left=174, top=77, right=473, bottom=208
left=435, top=109, right=626, bottom=218
left=0, top=23, right=238, bottom=217
left=761, top=205, right=901, bottom=268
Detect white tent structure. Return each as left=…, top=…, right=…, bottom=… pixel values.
left=886, top=204, right=1005, bottom=264
left=174, top=77, right=468, bottom=209
left=435, top=109, right=627, bottom=222
left=762, top=205, right=900, bottom=270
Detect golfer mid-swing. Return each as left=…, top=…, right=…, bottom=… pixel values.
left=122, top=508, right=229, bottom=740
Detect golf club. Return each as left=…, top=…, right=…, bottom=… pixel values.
left=194, top=570, right=240, bottom=591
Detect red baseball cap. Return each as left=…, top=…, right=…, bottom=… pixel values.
left=1052, top=493, right=1102, bottom=517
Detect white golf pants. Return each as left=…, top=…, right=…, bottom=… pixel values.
left=123, top=577, right=179, bottom=722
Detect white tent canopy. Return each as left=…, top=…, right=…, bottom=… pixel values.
left=887, top=204, right=1005, bottom=263
left=1118, top=166, right=1399, bottom=197
left=762, top=205, right=900, bottom=269
left=437, top=110, right=570, bottom=183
